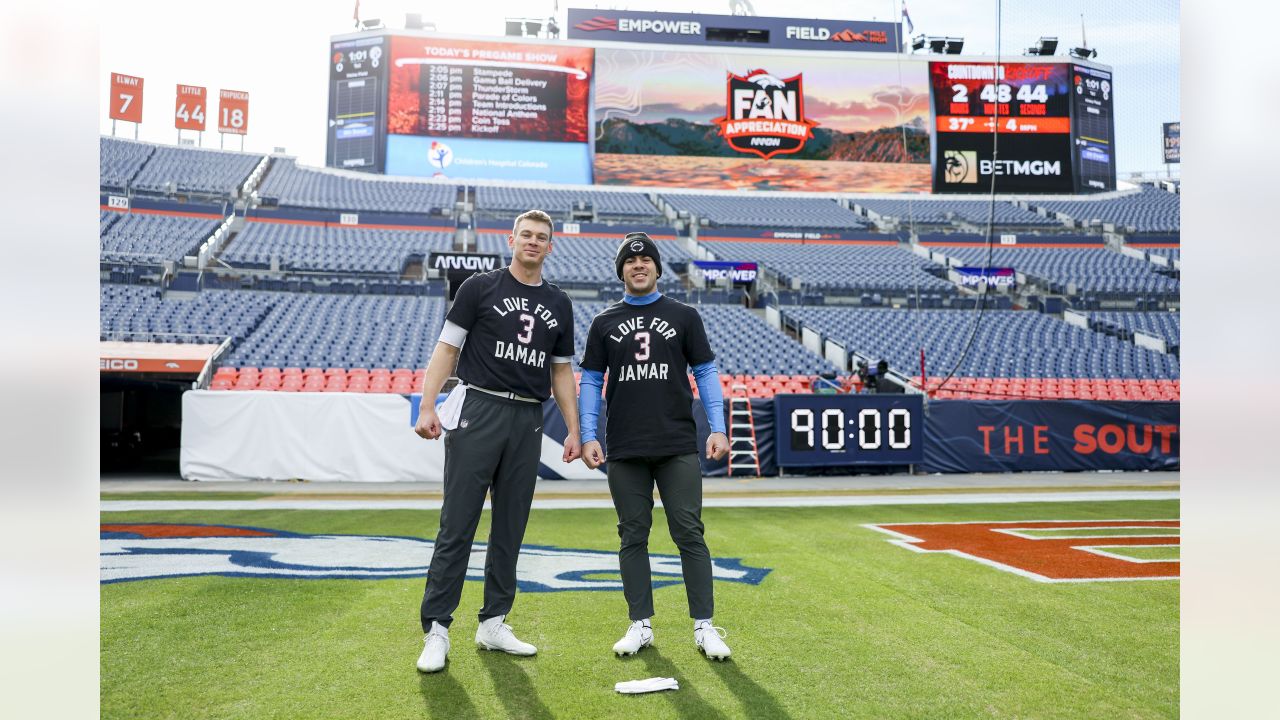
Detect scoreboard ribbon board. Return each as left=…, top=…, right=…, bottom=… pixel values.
left=774, top=393, right=924, bottom=467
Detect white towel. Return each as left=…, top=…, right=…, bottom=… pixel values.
left=614, top=677, right=679, bottom=694
left=438, top=385, right=467, bottom=430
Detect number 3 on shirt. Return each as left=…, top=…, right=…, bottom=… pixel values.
left=517, top=313, right=535, bottom=344
left=634, top=331, right=650, bottom=361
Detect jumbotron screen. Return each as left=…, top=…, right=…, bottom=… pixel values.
left=384, top=36, right=593, bottom=182
left=929, top=60, right=1115, bottom=193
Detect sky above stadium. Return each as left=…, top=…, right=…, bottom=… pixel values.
left=99, top=0, right=1178, bottom=176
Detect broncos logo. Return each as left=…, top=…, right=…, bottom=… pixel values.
left=101, top=524, right=772, bottom=591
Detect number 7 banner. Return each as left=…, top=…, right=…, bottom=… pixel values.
left=109, top=73, right=144, bottom=123
left=175, top=84, right=207, bottom=131
left=217, top=89, right=249, bottom=135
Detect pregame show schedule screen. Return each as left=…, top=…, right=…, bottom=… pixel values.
left=384, top=37, right=594, bottom=183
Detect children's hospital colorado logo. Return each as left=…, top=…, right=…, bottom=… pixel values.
left=101, top=524, right=772, bottom=590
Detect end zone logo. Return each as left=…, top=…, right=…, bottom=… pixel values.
left=713, top=69, right=819, bottom=160
left=101, top=523, right=772, bottom=591
left=866, top=520, right=1179, bottom=582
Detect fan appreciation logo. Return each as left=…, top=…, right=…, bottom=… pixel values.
left=713, top=69, right=819, bottom=160
left=101, top=523, right=772, bottom=591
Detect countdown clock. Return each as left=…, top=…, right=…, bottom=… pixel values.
left=773, top=394, right=925, bottom=468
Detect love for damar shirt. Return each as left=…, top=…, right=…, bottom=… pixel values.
left=580, top=296, right=714, bottom=460
left=448, top=268, right=574, bottom=400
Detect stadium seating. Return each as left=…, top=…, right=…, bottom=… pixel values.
left=223, top=222, right=453, bottom=274
left=701, top=240, right=956, bottom=295
left=1091, top=311, right=1181, bottom=349
left=661, top=194, right=867, bottom=229
left=129, top=144, right=264, bottom=197
left=475, top=234, right=693, bottom=287
left=256, top=158, right=456, bottom=214
left=100, top=284, right=272, bottom=343
left=100, top=137, right=155, bottom=191
left=572, top=300, right=836, bottom=376
left=474, top=186, right=662, bottom=220
left=100, top=212, right=221, bottom=264
left=855, top=198, right=1059, bottom=227
left=1028, top=185, right=1180, bottom=233
left=101, top=284, right=448, bottom=370
left=782, top=306, right=1180, bottom=380
left=932, top=245, right=1179, bottom=296
left=224, top=293, right=447, bottom=370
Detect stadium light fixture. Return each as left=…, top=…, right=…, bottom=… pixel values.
left=1025, top=36, right=1058, bottom=56
left=943, top=37, right=964, bottom=54
left=505, top=19, right=523, bottom=36
left=1069, top=47, right=1097, bottom=59
left=360, top=18, right=383, bottom=30
left=911, top=35, right=927, bottom=52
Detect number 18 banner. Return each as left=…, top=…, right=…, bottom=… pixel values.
left=217, top=89, right=249, bottom=135
left=174, top=84, right=206, bottom=131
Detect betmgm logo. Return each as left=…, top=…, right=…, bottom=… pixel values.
left=944, top=150, right=978, bottom=184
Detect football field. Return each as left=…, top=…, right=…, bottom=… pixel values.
left=101, top=496, right=1178, bottom=719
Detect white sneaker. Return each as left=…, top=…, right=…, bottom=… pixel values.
left=475, top=615, right=537, bottom=656
left=695, top=620, right=731, bottom=661
left=612, top=621, right=654, bottom=656
left=417, top=622, right=450, bottom=673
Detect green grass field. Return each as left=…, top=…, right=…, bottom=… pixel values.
left=101, top=500, right=1178, bottom=719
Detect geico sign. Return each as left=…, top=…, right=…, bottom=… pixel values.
left=101, top=359, right=139, bottom=371
left=979, top=159, right=1062, bottom=176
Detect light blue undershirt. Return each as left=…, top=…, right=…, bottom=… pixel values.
left=578, top=291, right=726, bottom=444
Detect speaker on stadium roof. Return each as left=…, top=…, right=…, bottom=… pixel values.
left=943, top=37, right=964, bottom=54
left=524, top=20, right=543, bottom=36
left=360, top=18, right=383, bottom=30
left=911, top=35, right=927, bottom=52
left=1069, top=47, right=1097, bottom=59
left=505, top=20, right=523, bottom=36
left=927, top=37, right=947, bottom=53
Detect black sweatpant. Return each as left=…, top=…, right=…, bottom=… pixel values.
left=420, top=391, right=543, bottom=632
left=607, top=453, right=714, bottom=621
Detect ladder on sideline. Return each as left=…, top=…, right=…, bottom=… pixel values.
left=727, top=384, right=761, bottom=477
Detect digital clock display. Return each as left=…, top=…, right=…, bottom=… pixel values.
left=774, top=394, right=925, bottom=467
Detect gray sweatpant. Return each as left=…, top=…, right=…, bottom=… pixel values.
left=420, top=391, right=543, bottom=631
left=607, top=453, right=714, bottom=621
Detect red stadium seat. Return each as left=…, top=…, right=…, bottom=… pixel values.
left=282, top=367, right=302, bottom=375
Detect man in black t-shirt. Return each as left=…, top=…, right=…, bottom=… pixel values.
left=578, top=232, right=734, bottom=661
left=412, top=209, right=581, bottom=674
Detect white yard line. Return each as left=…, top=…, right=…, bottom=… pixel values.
left=101, top=490, right=1178, bottom=512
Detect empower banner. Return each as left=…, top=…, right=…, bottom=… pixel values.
left=692, top=260, right=758, bottom=283
left=955, top=266, right=1016, bottom=287
left=921, top=400, right=1179, bottom=473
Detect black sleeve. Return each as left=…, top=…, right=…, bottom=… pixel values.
left=684, top=306, right=716, bottom=366
left=444, top=273, right=484, bottom=331
left=553, top=294, right=575, bottom=358
left=579, top=316, right=607, bottom=372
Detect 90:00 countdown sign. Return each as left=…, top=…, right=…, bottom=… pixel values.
left=774, top=394, right=924, bottom=467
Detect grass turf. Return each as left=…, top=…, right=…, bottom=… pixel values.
left=101, top=500, right=1178, bottom=719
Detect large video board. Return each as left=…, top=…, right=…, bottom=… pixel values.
left=592, top=48, right=930, bottom=193
left=327, top=36, right=389, bottom=172
left=384, top=36, right=593, bottom=183
left=929, top=61, right=1074, bottom=194
left=1071, top=64, right=1117, bottom=191
left=928, top=60, right=1116, bottom=194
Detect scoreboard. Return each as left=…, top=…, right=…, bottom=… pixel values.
left=326, top=32, right=594, bottom=183
left=774, top=394, right=924, bottom=468
left=930, top=61, right=1115, bottom=194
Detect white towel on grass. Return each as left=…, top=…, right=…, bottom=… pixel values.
left=614, top=677, right=679, bottom=694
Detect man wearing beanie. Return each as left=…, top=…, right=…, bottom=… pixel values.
left=578, top=232, right=734, bottom=661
